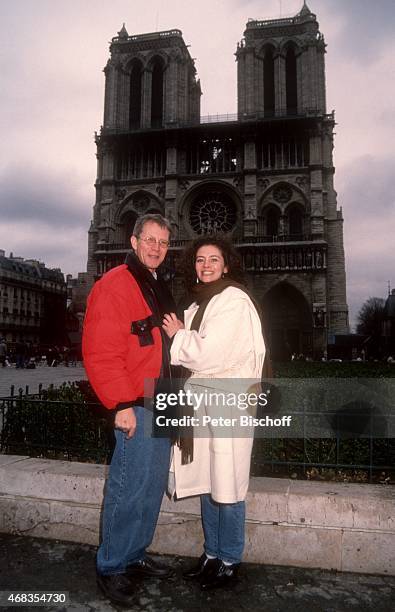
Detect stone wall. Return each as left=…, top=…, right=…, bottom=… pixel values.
left=1, top=455, right=394, bottom=576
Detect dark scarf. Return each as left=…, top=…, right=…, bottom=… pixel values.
left=178, top=277, right=273, bottom=464
left=125, top=251, right=176, bottom=381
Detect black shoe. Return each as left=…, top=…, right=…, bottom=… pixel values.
left=183, top=554, right=218, bottom=580
left=96, top=572, right=135, bottom=607
left=200, top=560, right=240, bottom=590
left=126, top=555, right=172, bottom=578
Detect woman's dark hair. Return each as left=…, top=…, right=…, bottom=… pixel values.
left=182, top=235, right=245, bottom=291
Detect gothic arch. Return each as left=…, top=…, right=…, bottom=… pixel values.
left=145, top=51, right=169, bottom=71
left=115, top=190, right=164, bottom=223
left=257, top=40, right=279, bottom=57
left=259, top=203, right=281, bottom=237
left=262, top=281, right=313, bottom=360
left=279, top=39, right=301, bottom=55
left=258, top=182, right=308, bottom=237
left=124, top=53, right=146, bottom=72
left=116, top=190, right=164, bottom=245
left=285, top=201, right=306, bottom=237
left=259, top=181, right=308, bottom=213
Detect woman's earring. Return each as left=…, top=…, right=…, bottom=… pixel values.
left=196, top=277, right=199, bottom=284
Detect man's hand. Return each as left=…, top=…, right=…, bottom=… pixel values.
left=162, top=312, right=185, bottom=338
left=114, top=407, right=136, bottom=439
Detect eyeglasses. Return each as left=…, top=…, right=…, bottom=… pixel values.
left=138, top=235, right=170, bottom=249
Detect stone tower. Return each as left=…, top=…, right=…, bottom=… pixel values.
left=87, top=3, right=349, bottom=359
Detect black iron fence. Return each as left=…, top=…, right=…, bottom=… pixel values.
left=0, top=378, right=393, bottom=484
left=251, top=437, right=394, bottom=484
left=0, top=384, right=113, bottom=464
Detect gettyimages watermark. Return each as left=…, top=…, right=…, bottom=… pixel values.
left=153, top=387, right=291, bottom=429
left=143, top=378, right=395, bottom=439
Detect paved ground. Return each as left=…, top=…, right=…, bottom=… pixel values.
left=0, top=365, right=87, bottom=397
left=0, top=534, right=394, bottom=612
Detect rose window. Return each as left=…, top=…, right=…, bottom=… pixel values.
left=273, top=184, right=292, bottom=204
left=189, top=191, right=237, bottom=234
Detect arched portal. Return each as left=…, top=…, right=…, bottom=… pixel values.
left=262, top=282, right=312, bottom=360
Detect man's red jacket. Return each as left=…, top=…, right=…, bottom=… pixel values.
left=82, top=264, right=162, bottom=410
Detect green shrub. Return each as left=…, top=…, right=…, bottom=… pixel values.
left=1, top=382, right=113, bottom=463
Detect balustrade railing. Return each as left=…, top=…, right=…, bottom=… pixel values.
left=240, top=245, right=326, bottom=272
left=94, top=240, right=327, bottom=275
left=96, top=109, right=334, bottom=139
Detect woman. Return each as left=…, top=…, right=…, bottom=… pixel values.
left=162, top=236, right=266, bottom=590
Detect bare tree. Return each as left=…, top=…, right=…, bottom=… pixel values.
left=356, top=297, right=385, bottom=336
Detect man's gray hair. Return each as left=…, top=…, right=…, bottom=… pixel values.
left=132, top=214, right=172, bottom=238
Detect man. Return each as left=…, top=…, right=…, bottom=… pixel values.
left=83, top=214, right=175, bottom=607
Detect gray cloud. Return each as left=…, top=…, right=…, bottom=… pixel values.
left=322, top=0, right=395, bottom=62
left=0, top=221, right=88, bottom=279
left=340, top=155, right=395, bottom=216
left=340, top=155, right=395, bottom=328
left=0, top=164, right=91, bottom=228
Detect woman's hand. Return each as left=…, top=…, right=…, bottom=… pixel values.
left=162, top=312, right=185, bottom=338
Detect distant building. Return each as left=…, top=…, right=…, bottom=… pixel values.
left=0, top=250, right=67, bottom=347
left=66, top=273, right=88, bottom=357
left=87, top=1, right=349, bottom=359
left=66, top=272, right=88, bottom=313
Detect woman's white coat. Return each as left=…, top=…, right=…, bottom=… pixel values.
left=170, top=286, right=266, bottom=503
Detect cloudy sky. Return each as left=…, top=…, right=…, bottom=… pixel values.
left=0, top=0, right=394, bottom=329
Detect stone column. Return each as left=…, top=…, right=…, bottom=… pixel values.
left=237, top=49, right=246, bottom=117
left=255, top=55, right=264, bottom=114
left=101, top=143, right=115, bottom=181
left=165, top=146, right=177, bottom=175
left=317, top=46, right=327, bottom=113
left=308, top=46, right=318, bottom=112
left=103, top=63, right=118, bottom=129
left=275, top=52, right=286, bottom=116
left=245, top=49, right=255, bottom=115
left=309, top=131, right=324, bottom=237
left=326, top=212, right=349, bottom=335
left=117, top=69, right=130, bottom=129
left=244, top=138, right=257, bottom=236
left=178, top=59, right=188, bottom=123
left=296, top=50, right=304, bottom=114
left=165, top=58, right=178, bottom=124
left=141, top=68, right=152, bottom=129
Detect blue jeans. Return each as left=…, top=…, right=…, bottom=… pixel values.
left=97, top=406, right=171, bottom=575
left=201, top=494, right=245, bottom=564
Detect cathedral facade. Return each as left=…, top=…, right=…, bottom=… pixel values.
left=87, top=2, right=349, bottom=359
